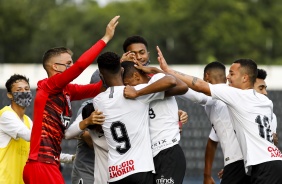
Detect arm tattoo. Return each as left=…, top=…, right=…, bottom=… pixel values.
left=192, top=77, right=198, bottom=86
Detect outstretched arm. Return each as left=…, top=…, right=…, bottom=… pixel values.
left=124, top=74, right=177, bottom=99
left=133, top=61, right=188, bottom=97
left=49, top=15, right=120, bottom=90
left=157, top=46, right=211, bottom=96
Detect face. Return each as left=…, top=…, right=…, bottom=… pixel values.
left=11, top=80, right=30, bottom=93
left=126, top=43, right=150, bottom=65
left=7, top=80, right=31, bottom=103
left=123, top=75, right=140, bottom=86
left=254, top=78, right=267, bottom=95
left=52, top=53, right=73, bottom=73
left=227, top=63, right=244, bottom=88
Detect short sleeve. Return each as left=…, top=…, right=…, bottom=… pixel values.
left=209, top=128, right=219, bottom=142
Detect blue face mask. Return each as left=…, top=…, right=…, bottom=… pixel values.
left=12, top=91, right=33, bottom=107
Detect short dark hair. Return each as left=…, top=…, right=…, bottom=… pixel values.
left=121, top=61, right=141, bottom=79
left=82, top=103, right=95, bottom=120
left=97, top=52, right=121, bottom=74
left=204, top=61, right=226, bottom=73
left=42, top=47, right=73, bottom=70
left=257, top=69, right=267, bottom=80
left=81, top=103, right=97, bottom=130
left=5, top=74, right=30, bottom=92
left=123, top=35, right=148, bottom=52
left=233, top=59, right=257, bottom=85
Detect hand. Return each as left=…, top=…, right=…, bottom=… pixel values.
left=178, top=110, right=188, bottom=124
left=203, top=174, right=215, bottom=184
left=134, top=60, right=163, bottom=74
left=273, top=133, right=278, bottom=146
left=120, top=51, right=136, bottom=63
left=87, top=109, right=105, bottom=125
left=156, top=46, right=171, bottom=73
left=102, top=15, right=120, bottom=43
left=218, top=169, right=224, bottom=179
left=124, top=85, right=138, bottom=99
left=72, top=154, right=76, bottom=161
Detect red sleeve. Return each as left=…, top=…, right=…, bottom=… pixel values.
left=46, top=40, right=106, bottom=93
left=67, top=80, right=103, bottom=101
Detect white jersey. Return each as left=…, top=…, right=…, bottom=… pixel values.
left=271, top=113, right=277, bottom=133
left=209, top=128, right=219, bottom=142
left=210, top=84, right=282, bottom=174
left=146, top=73, right=180, bottom=157
left=89, top=130, right=108, bottom=184
left=0, top=105, right=33, bottom=147
left=93, top=79, right=164, bottom=182
left=182, top=89, right=243, bottom=166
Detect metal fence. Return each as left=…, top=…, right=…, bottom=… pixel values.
left=1, top=89, right=281, bottom=184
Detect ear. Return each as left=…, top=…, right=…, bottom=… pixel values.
left=7, top=92, right=13, bottom=101
left=52, top=63, right=58, bottom=71
left=133, top=72, right=141, bottom=81
left=120, top=67, right=124, bottom=78
left=203, top=72, right=209, bottom=82
left=242, top=74, right=248, bottom=83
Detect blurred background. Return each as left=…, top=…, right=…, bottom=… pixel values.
left=1, top=0, right=282, bottom=183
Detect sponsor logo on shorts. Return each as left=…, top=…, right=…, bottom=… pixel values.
left=156, top=175, right=174, bottom=184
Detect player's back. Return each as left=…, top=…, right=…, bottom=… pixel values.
left=93, top=85, right=164, bottom=182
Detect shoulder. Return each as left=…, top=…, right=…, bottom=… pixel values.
left=149, top=73, right=165, bottom=83
left=0, top=106, right=15, bottom=119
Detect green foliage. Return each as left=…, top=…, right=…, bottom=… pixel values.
left=1, top=0, right=282, bottom=64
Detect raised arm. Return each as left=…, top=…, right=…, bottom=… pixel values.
left=124, top=74, right=176, bottom=99
left=132, top=61, right=188, bottom=97
left=157, top=46, right=211, bottom=96
left=49, top=16, right=120, bottom=89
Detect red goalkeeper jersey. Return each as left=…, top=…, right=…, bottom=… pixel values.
left=28, top=40, right=105, bottom=166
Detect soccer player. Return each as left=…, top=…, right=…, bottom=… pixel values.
left=0, top=74, right=33, bottom=184
left=23, top=16, right=119, bottom=184
left=121, top=61, right=187, bottom=184
left=93, top=51, right=181, bottom=184
left=121, top=35, right=150, bottom=66
left=64, top=71, right=104, bottom=184
left=178, top=62, right=249, bottom=184
left=254, top=68, right=278, bottom=146
left=157, top=46, right=282, bottom=183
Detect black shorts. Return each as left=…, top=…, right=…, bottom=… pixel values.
left=221, top=160, right=250, bottom=184
left=109, top=172, right=154, bottom=184
left=251, top=160, right=282, bottom=184
left=153, top=144, right=186, bottom=184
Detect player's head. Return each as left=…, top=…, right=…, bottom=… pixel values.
left=203, top=61, right=226, bottom=84
left=5, top=74, right=32, bottom=108
left=254, top=68, right=267, bottom=95
left=121, top=61, right=150, bottom=86
left=97, top=52, right=122, bottom=87
left=227, top=58, right=257, bottom=89
left=42, top=47, right=73, bottom=76
left=122, top=35, right=150, bottom=66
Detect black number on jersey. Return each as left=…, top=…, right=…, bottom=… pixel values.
left=255, top=115, right=273, bottom=143
left=149, top=108, right=156, bottom=119
left=110, top=121, right=131, bottom=154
